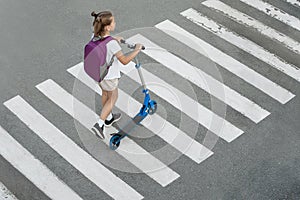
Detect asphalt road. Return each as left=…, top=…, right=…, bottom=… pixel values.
left=0, top=0, right=299, bottom=199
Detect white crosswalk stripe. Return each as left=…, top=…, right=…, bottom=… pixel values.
left=0, top=125, right=83, bottom=200
left=179, top=10, right=296, bottom=103
left=68, top=63, right=214, bottom=163
left=36, top=79, right=180, bottom=187
left=285, top=0, right=300, bottom=7
left=202, top=0, right=300, bottom=54
left=240, top=0, right=300, bottom=32
left=0, top=181, right=18, bottom=200
left=128, top=33, right=271, bottom=124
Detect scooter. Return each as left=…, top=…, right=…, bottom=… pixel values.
left=109, top=39, right=157, bottom=150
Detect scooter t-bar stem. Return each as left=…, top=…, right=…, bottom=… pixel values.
left=137, top=66, right=147, bottom=90
left=120, top=38, right=147, bottom=89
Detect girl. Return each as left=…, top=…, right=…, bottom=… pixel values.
left=90, top=11, right=143, bottom=139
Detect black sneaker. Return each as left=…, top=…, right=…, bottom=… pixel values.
left=91, top=123, right=105, bottom=139
left=104, top=113, right=122, bottom=127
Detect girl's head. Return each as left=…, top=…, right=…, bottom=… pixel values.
left=91, top=11, right=115, bottom=37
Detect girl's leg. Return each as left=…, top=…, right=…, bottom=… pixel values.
left=101, top=90, right=109, bottom=108
left=100, top=88, right=118, bottom=120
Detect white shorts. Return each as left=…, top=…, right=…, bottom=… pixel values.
left=99, top=78, right=119, bottom=91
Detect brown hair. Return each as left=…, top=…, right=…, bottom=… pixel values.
left=91, top=11, right=113, bottom=37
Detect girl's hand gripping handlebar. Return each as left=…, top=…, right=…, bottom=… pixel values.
left=120, top=39, right=145, bottom=50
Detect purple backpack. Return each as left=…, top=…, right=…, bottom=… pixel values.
left=84, top=36, right=114, bottom=82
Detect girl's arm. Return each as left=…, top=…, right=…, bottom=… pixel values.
left=115, top=44, right=143, bottom=65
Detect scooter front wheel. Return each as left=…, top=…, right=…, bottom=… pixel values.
left=109, top=134, right=121, bottom=150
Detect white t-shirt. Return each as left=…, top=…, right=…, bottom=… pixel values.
left=104, top=39, right=122, bottom=80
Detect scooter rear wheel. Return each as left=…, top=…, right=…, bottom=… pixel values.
left=109, top=134, right=121, bottom=150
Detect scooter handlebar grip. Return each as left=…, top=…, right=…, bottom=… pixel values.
left=122, top=39, right=145, bottom=50
left=131, top=45, right=145, bottom=50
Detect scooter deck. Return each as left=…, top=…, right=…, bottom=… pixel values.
left=111, top=113, right=147, bottom=139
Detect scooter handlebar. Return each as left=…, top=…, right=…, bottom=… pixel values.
left=120, top=39, right=145, bottom=50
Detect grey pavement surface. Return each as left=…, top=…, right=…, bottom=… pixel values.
left=0, top=0, right=300, bottom=199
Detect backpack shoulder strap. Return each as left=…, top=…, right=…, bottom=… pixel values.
left=91, top=35, right=114, bottom=43
left=102, top=36, right=114, bottom=44
left=103, top=36, right=117, bottom=66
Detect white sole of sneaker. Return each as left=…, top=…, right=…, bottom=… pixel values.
left=104, top=117, right=121, bottom=127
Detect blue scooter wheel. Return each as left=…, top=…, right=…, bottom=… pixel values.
left=109, top=134, right=121, bottom=150
left=148, top=101, right=157, bottom=115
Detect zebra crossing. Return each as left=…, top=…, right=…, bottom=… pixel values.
left=1, top=0, right=299, bottom=199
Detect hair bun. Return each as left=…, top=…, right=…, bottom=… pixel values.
left=91, top=11, right=97, bottom=17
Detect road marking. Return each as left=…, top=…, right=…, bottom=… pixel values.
left=0, top=125, right=83, bottom=200
left=36, top=79, right=179, bottom=187
left=68, top=63, right=214, bottom=163
left=285, top=0, right=300, bottom=7
left=0, top=181, right=18, bottom=200
left=203, top=0, right=300, bottom=55
left=181, top=8, right=300, bottom=84
left=127, top=34, right=271, bottom=124
left=3, top=96, right=143, bottom=200
left=162, top=18, right=295, bottom=104
left=240, top=0, right=300, bottom=32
